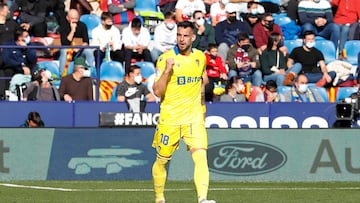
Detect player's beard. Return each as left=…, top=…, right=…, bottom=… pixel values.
left=178, top=42, right=191, bottom=55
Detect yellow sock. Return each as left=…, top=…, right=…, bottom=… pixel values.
left=192, top=149, right=209, bottom=202
left=152, top=157, right=168, bottom=203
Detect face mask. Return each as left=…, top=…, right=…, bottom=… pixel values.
left=82, top=69, right=91, bottom=77
left=250, top=9, right=258, bottom=15
left=104, top=24, right=112, bottom=30
left=264, top=21, right=274, bottom=30
left=25, top=36, right=31, bottom=44
left=305, top=41, right=315, bottom=49
left=241, top=44, right=251, bottom=51
left=210, top=54, right=217, bottom=60
left=45, top=70, right=52, bottom=80
left=134, top=75, right=142, bottom=84
left=196, top=18, right=205, bottom=26
left=277, top=39, right=284, bottom=48
left=228, top=16, right=237, bottom=23
left=166, top=22, right=175, bottom=30
left=298, top=84, right=308, bottom=93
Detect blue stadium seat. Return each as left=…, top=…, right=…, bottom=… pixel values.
left=259, top=0, right=281, bottom=5
left=134, top=61, right=156, bottom=79
left=335, top=87, right=359, bottom=102
left=315, top=40, right=337, bottom=64
left=80, top=14, right=101, bottom=39
left=100, top=61, right=125, bottom=82
left=344, top=40, right=360, bottom=65
left=273, top=15, right=291, bottom=26
left=312, top=87, right=329, bottom=102
left=277, top=86, right=291, bottom=102
left=284, top=39, right=302, bottom=54
left=135, top=0, right=159, bottom=12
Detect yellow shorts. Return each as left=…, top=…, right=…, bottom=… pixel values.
left=152, top=123, right=207, bottom=159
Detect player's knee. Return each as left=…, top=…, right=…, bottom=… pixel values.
left=155, top=156, right=169, bottom=166
left=191, top=149, right=207, bottom=163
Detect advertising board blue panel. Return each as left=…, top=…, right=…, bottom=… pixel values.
left=47, top=128, right=155, bottom=180
left=0, top=102, right=347, bottom=128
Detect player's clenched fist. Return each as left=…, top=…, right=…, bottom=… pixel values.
left=165, top=58, right=174, bottom=74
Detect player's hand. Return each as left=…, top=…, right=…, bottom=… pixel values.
left=165, top=58, right=175, bottom=74
left=22, top=67, right=31, bottom=75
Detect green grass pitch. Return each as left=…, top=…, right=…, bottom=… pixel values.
left=0, top=181, right=359, bottom=203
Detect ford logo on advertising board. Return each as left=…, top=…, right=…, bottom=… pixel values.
left=208, top=141, right=287, bottom=176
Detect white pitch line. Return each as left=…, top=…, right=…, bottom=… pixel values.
left=0, top=183, right=359, bottom=192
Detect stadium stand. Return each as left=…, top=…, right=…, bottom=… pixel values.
left=79, top=14, right=101, bottom=39
left=343, top=40, right=360, bottom=65
left=99, top=60, right=125, bottom=101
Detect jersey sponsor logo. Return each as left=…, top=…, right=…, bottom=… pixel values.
left=177, top=76, right=202, bottom=85
left=207, top=141, right=287, bottom=176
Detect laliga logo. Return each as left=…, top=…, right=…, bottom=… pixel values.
left=205, top=116, right=329, bottom=128
left=208, top=141, right=287, bottom=176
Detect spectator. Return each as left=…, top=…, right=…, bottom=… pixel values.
left=0, top=2, right=20, bottom=99
left=10, top=0, right=51, bottom=37
left=107, top=0, right=135, bottom=31
left=58, top=9, right=95, bottom=76
left=240, top=1, right=264, bottom=31
left=175, top=0, right=206, bottom=22
left=22, top=68, right=60, bottom=101
left=331, top=0, right=360, bottom=57
left=215, top=3, right=251, bottom=66
left=192, top=10, right=216, bottom=52
left=263, top=79, right=279, bottom=102
left=220, top=76, right=246, bottom=102
left=1, top=29, right=37, bottom=95
left=122, top=18, right=152, bottom=74
left=20, top=111, right=45, bottom=127
left=298, top=0, right=340, bottom=51
left=286, top=0, right=301, bottom=22
left=226, top=32, right=262, bottom=86
left=116, top=65, right=155, bottom=112
left=253, top=12, right=287, bottom=55
left=91, top=12, right=124, bottom=65
left=283, top=73, right=325, bottom=102
left=228, top=0, right=253, bottom=14
left=260, top=32, right=301, bottom=86
left=151, top=11, right=177, bottom=63
left=158, top=0, right=177, bottom=14
left=0, top=2, right=19, bottom=45
left=285, top=31, right=336, bottom=86
left=58, top=56, right=93, bottom=101
left=209, top=0, right=226, bottom=27
left=204, top=43, right=227, bottom=101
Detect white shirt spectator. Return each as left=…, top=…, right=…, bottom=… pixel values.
left=210, top=1, right=227, bottom=26
left=176, top=0, right=206, bottom=21
left=153, top=22, right=177, bottom=52
left=91, top=24, right=122, bottom=51
left=122, top=25, right=151, bottom=48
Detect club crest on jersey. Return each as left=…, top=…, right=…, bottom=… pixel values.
left=195, top=59, right=200, bottom=67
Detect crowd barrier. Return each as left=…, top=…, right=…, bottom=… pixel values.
left=0, top=128, right=359, bottom=181
left=0, top=101, right=346, bottom=128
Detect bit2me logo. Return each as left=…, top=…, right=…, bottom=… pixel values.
left=207, top=141, right=287, bottom=176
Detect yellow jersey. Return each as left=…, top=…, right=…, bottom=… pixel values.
left=155, top=46, right=206, bottom=125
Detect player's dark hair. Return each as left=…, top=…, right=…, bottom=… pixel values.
left=177, top=21, right=194, bottom=30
